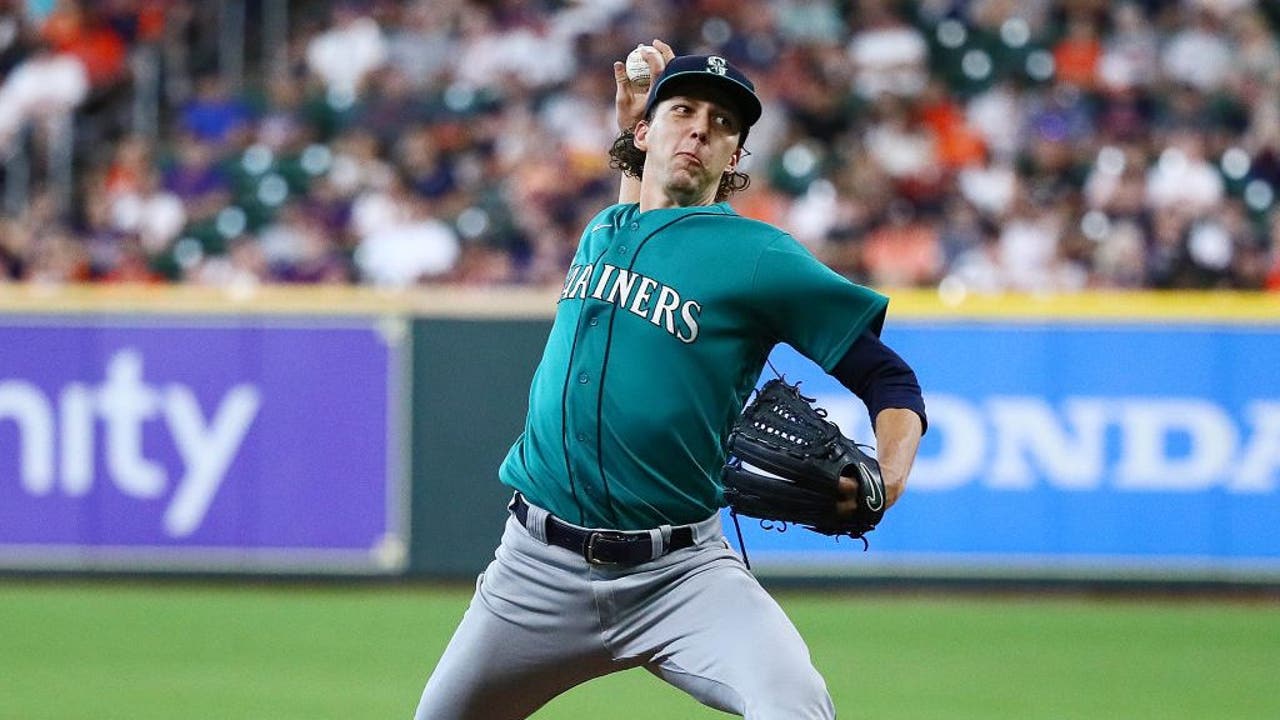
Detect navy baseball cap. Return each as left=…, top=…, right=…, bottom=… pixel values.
left=643, top=54, right=763, bottom=130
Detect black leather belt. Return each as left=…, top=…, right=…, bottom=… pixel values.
left=511, top=494, right=695, bottom=566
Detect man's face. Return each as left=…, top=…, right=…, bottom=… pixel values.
left=634, top=88, right=744, bottom=206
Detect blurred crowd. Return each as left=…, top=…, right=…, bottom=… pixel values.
left=2, top=0, right=1280, bottom=292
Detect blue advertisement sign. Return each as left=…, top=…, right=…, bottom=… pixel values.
left=0, top=317, right=405, bottom=572
left=735, top=321, right=1280, bottom=580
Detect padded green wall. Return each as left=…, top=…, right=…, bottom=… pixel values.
left=408, top=318, right=552, bottom=577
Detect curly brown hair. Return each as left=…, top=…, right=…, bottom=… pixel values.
left=607, top=129, right=751, bottom=203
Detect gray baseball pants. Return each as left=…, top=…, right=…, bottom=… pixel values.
left=413, top=499, right=835, bottom=719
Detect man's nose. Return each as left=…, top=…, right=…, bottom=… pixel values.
left=688, top=113, right=711, bottom=141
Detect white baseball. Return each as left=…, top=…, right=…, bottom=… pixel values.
left=625, top=45, right=654, bottom=88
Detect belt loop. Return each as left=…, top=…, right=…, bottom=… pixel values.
left=525, top=504, right=550, bottom=543
left=649, top=525, right=673, bottom=561
left=517, top=494, right=551, bottom=543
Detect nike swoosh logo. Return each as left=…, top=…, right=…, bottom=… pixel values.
left=860, top=463, right=884, bottom=512
left=591, top=223, right=612, bottom=232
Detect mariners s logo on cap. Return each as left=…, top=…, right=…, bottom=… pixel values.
left=707, top=56, right=727, bottom=76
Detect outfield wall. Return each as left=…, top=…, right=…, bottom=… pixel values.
left=0, top=286, right=1277, bottom=583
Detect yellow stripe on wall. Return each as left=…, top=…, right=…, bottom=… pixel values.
left=0, top=284, right=1277, bottom=323
left=0, top=284, right=561, bottom=318
left=887, top=289, right=1280, bottom=324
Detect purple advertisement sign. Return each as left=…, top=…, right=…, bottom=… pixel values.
left=0, top=317, right=404, bottom=572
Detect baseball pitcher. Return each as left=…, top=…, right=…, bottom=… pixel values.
left=414, top=42, right=927, bottom=719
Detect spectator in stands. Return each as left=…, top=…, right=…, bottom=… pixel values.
left=847, top=0, right=929, bottom=100
left=0, top=37, right=86, bottom=149
left=1162, top=8, right=1234, bottom=93
left=181, top=76, right=253, bottom=144
left=305, top=1, right=387, bottom=107
left=351, top=171, right=459, bottom=286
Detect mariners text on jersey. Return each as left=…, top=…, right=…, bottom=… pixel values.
left=559, top=262, right=702, bottom=344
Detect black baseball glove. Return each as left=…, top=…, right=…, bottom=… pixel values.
left=722, top=379, right=886, bottom=543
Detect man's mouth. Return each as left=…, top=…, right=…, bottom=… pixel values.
left=674, top=151, right=703, bottom=167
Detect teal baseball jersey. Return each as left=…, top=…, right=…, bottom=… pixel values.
left=498, top=201, right=889, bottom=530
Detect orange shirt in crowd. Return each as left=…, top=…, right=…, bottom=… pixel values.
left=1054, top=35, right=1101, bottom=89
left=861, top=220, right=942, bottom=286
left=42, top=9, right=128, bottom=87
left=918, top=99, right=985, bottom=169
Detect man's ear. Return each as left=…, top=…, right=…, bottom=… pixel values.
left=633, top=120, right=650, bottom=152
left=725, top=146, right=743, bottom=174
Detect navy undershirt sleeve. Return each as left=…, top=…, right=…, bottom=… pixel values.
left=832, top=331, right=928, bottom=434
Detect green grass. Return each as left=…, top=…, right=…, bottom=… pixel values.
left=0, top=582, right=1276, bottom=719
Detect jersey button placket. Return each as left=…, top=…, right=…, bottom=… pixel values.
left=618, top=221, right=638, bottom=254
left=567, top=251, right=614, bottom=518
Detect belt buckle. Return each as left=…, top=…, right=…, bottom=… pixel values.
left=584, top=531, right=627, bottom=565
